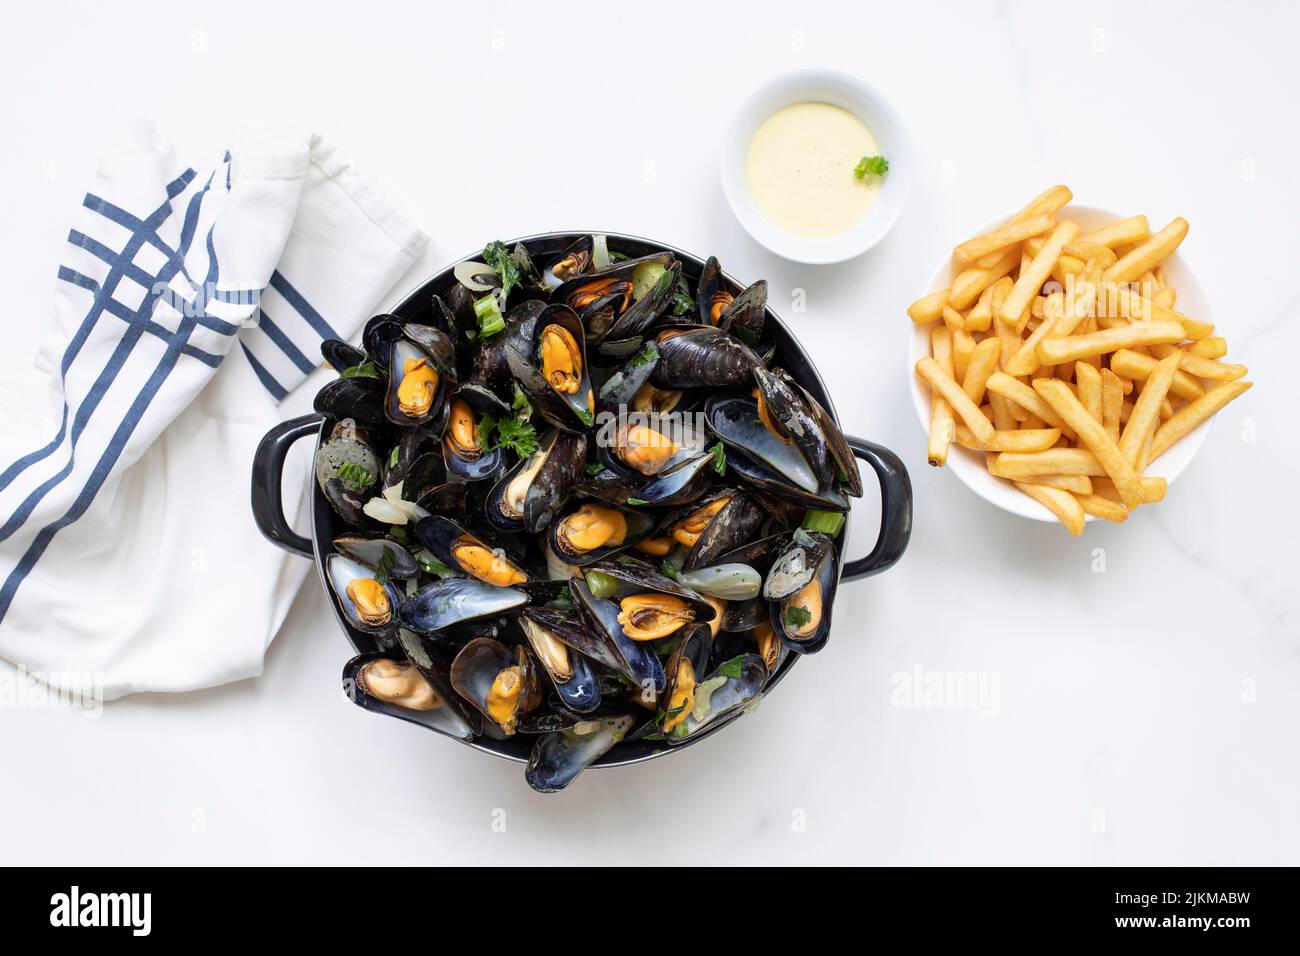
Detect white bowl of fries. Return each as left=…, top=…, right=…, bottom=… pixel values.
left=907, top=187, right=1252, bottom=533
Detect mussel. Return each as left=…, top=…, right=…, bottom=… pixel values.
left=450, top=637, right=543, bottom=736
left=525, top=714, right=635, bottom=793
left=400, top=577, right=528, bottom=633
left=763, top=531, right=839, bottom=654
left=548, top=502, right=654, bottom=566
left=651, top=326, right=761, bottom=389
left=664, top=654, right=767, bottom=744
left=506, top=305, right=595, bottom=431
left=315, top=419, right=381, bottom=525
left=326, top=554, right=402, bottom=634
left=414, top=516, right=530, bottom=586
left=519, top=609, right=602, bottom=714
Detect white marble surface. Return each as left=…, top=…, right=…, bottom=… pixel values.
left=2, top=0, right=1298, bottom=865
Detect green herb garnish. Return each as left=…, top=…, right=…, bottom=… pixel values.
left=784, top=605, right=812, bottom=629
left=374, top=546, right=396, bottom=584
left=473, top=293, right=505, bottom=339
left=547, top=589, right=575, bottom=613
left=625, top=497, right=649, bottom=506
left=414, top=549, right=455, bottom=578
left=479, top=413, right=539, bottom=459
left=854, top=154, right=889, bottom=180
left=709, top=441, right=727, bottom=476
left=482, top=240, right=522, bottom=301
left=801, top=509, right=846, bottom=537
left=340, top=359, right=379, bottom=379
left=388, top=446, right=400, bottom=469
left=585, top=462, right=605, bottom=476
left=717, top=656, right=746, bottom=680
left=336, top=461, right=374, bottom=493
left=660, top=559, right=679, bottom=580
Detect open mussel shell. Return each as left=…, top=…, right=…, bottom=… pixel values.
left=726, top=447, right=850, bottom=513
left=650, top=326, right=761, bottom=389
left=485, top=428, right=586, bottom=534
left=315, top=419, right=381, bottom=524
left=450, top=637, right=543, bottom=736
left=764, top=531, right=838, bottom=655
left=441, top=391, right=506, bottom=483
left=552, top=252, right=673, bottom=342
left=506, top=305, right=595, bottom=432
left=414, top=516, right=531, bottom=586
left=326, top=554, right=403, bottom=635
left=573, top=468, right=642, bottom=505
left=314, top=376, right=389, bottom=430
left=343, top=652, right=478, bottom=742
left=677, top=563, right=762, bottom=601
left=363, top=315, right=405, bottom=372
left=399, top=577, right=528, bottom=633
left=332, top=532, right=419, bottom=580
left=548, top=502, right=655, bottom=566
left=705, top=394, right=818, bottom=493
left=570, top=579, right=665, bottom=699
left=518, top=611, right=602, bottom=714
left=801, top=383, right=863, bottom=497
left=384, top=425, right=442, bottom=489
left=657, top=623, right=714, bottom=737
left=597, top=341, right=660, bottom=413
left=596, top=416, right=703, bottom=480
left=541, top=235, right=594, bottom=289
left=628, top=452, right=715, bottom=507
left=752, top=366, right=833, bottom=489
left=584, top=559, right=718, bottom=629
left=665, top=488, right=767, bottom=571
left=385, top=338, right=450, bottom=428
left=603, top=259, right=681, bottom=345
left=525, top=713, right=635, bottom=794
left=751, top=622, right=787, bottom=674
left=666, top=654, right=767, bottom=745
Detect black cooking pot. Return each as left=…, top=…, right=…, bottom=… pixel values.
left=251, top=232, right=911, bottom=770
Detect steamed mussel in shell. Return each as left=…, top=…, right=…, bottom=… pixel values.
left=311, top=234, right=871, bottom=792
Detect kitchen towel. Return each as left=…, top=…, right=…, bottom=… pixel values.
left=0, top=120, right=427, bottom=700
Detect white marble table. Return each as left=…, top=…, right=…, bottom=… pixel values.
left=2, top=0, right=1297, bottom=865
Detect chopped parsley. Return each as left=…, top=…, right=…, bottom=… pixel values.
left=482, top=240, right=522, bottom=301
left=854, top=155, right=889, bottom=180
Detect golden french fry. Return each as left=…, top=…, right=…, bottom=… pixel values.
left=988, top=392, right=1017, bottom=431
left=917, top=356, right=995, bottom=443
left=950, top=248, right=1019, bottom=310
left=1035, top=320, right=1185, bottom=365
left=1014, top=481, right=1085, bottom=535
left=1075, top=362, right=1103, bottom=422
left=1062, top=239, right=1118, bottom=269
left=971, top=186, right=1074, bottom=269
left=1099, top=282, right=1213, bottom=340
left=927, top=327, right=955, bottom=467
left=1189, top=336, right=1227, bottom=360
left=1148, top=381, right=1252, bottom=462
left=1104, top=217, right=1189, bottom=284
left=1080, top=215, right=1150, bottom=249
left=1117, top=353, right=1178, bottom=468
left=1152, top=286, right=1177, bottom=310
left=954, top=212, right=1056, bottom=264
left=1146, top=344, right=1248, bottom=382
left=951, top=329, right=976, bottom=384
left=1033, top=378, right=1143, bottom=508
left=965, top=285, right=994, bottom=333
left=985, top=372, right=1075, bottom=440
left=1078, top=494, right=1128, bottom=523
left=1005, top=292, right=1065, bottom=376
left=908, top=289, right=949, bottom=325
left=941, top=305, right=966, bottom=334
left=1017, top=473, right=1093, bottom=495
left=1094, top=475, right=1166, bottom=504
left=1101, top=368, right=1124, bottom=445
left=1000, top=221, right=1080, bottom=323
left=1110, top=348, right=1204, bottom=401
left=962, top=337, right=1002, bottom=405
left=991, top=447, right=1105, bottom=479
left=955, top=426, right=1062, bottom=452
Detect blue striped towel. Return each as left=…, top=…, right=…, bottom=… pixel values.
left=0, top=120, right=426, bottom=699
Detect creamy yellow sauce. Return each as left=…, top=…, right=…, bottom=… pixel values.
left=745, top=102, right=881, bottom=238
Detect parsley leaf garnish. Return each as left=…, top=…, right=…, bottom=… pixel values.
left=854, top=155, right=889, bottom=180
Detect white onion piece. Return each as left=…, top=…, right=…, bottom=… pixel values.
left=454, top=260, right=497, bottom=292
left=592, top=235, right=610, bottom=270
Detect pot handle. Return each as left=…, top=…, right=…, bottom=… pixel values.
left=840, top=436, right=913, bottom=582
left=250, top=413, right=323, bottom=559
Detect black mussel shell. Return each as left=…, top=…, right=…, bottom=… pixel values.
left=722, top=598, right=769, bottom=632
left=343, top=651, right=478, bottom=741
left=583, top=559, right=717, bottom=623
left=597, top=340, right=660, bottom=413
left=525, top=713, right=635, bottom=793
left=400, top=578, right=529, bottom=633
left=657, top=622, right=714, bottom=736
left=485, top=429, right=585, bottom=534
left=326, top=554, right=403, bottom=635
left=766, top=533, right=838, bottom=655
left=664, top=488, right=767, bottom=571
left=569, top=579, right=665, bottom=697
left=573, top=468, right=642, bottom=504
left=629, top=453, right=716, bottom=507
left=332, top=532, right=419, bottom=579
left=384, top=426, right=441, bottom=488
left=442, top=388, right=506, bottom=483
left=506, top=305, right=596, bottom=432
left=321, top=338, right=366, bottom=373
left=385, top=338, right=450, bottom=428
left=314, top=376, right=389, bottom=430
left=548, top=502, right=656, bottom=567
left=705, top=394, right=819, bottom=494
left=541, top=235, right=595, bottom=289
left=449, top=637, right=543, bottom=735
left=363, top=316, right=405, bottom=373
left=603, top=260, right=681, bottom=345
left=517, top=612, right=602, bottom=714
left=414, top=515, right=531, bottom=586
left=799, top=382, right=863, bottom=497
left=650, top=326, right=762, bottom=389
left=726, top=447, right=850, bottom=513
left=664, top=654, right=767, bottom=745
left=753, top=366, right=833, bottom=488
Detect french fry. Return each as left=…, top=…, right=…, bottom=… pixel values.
left=1146, top=344, right=1248, bottom=382
left=1189, top=336, right=1227, bottom=360
left=988, top=392, right=1017, bottom=431
left=985, top=372, right=1076, bottom=440
left=955, top=426, right=1061, bottom=452
left=991, top=448, right=1105, bottom=479
left=962, top=337, right=1002, bottom=405
left=1000, top=221, right=1080, bottom=323
left=1035, top=319, right=1185, bottom=365
left=927, top=327, right=956, bottom=467
left=971, top=186, right=1073, bottom=269
left=1148, top=381, right=1252, bottom=462
left=917, top=356, right=995, bottom=444
left=1075, top=362, right=1103, bottom=422
left=1018, top=474, right=1092, bottom=495
left=950, top=247, right=1019, bottom=309
left=1014, top=481, right=1085, bottom=535
left=1110, top=349, right=1204, bottom=401
left=951, top=329, right=976, bottom=383
left=1033, top=378, right=1144, bottom=508
left=941, top=305, right=966, bottom=334
left=965, top=285, right=994, bottom=333
left=1101, top=369, right=1124, bottom=445
left=1005, top=292, right=1065, bottom=376
left=1104, top=217, right=1189, bottom=284
left=1080, top=215, right=1150, bottom=249
left=908, top=289, right=949, bottom=325
left=1093, top=475, right=1167, bottom=504
left=1117, top=353, right=1178, bottom=468
left=1100, top=282, right=1214, bottom=340
left=1062, top=239, right=1118, bottom=269
left=954, top=212, right=1056, bottom=264
left=1078, top=494, right=1128, bottom=523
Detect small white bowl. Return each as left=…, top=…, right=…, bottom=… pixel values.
left=721, top=69, right=914, bottom=265
left=907, top=204, right=1216, bottom=524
